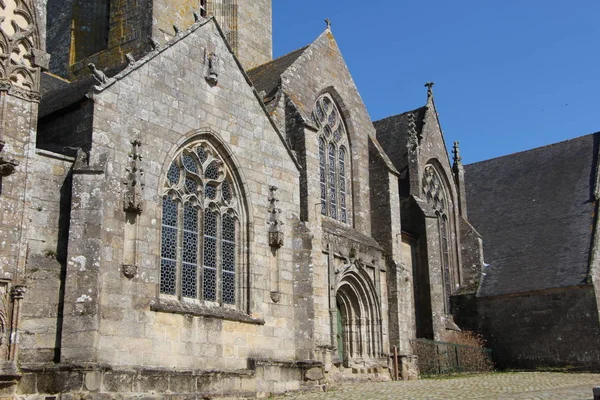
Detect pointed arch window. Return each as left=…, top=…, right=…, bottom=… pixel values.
left=160, top=141, right=242, bottom=306
left=313, top=93, right=351, bottom=224
left=422, top=164, right=454, bottom=313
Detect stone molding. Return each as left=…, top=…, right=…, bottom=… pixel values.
left=150, top=298, right=265, bottom=325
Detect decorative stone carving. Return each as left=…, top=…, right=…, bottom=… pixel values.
left=88, top=63, right=110, bottom=85
left=267, top=185, right=284, bottom=248
left=0, top=140, right=18, bottom=176
left=0, top=0, right=46, bottom=100
left=406, top=113, right=420, bottom=155
left=149, top=38, right=161, bottom=51
left=123, top=139, right=144, bottom=214
left=10, top=285, right=25, bottom=300
left=121, top=264, right=137, bottom=279
left=125, top=53, right=135, bottom=66
left=422, top=165, right=446, bottom=213
left=452, top=141, right=462, bottom=168
left=205, top=52, right=220, bottom=86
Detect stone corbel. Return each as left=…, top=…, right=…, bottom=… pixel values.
left=0, top=141, right=18, bottom=177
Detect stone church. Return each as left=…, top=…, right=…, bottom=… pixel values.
left=0, top=0, right=484, bottom=397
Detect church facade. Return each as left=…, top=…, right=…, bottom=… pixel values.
left=0, top=0, right=484, bottom=398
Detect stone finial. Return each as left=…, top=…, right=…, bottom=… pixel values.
left=267, top=185, right=284, bottom=249
left=123, top=139, right=145, bottom=214
left=325, top=18, right=331, bottom=29
left=88, top=63, right=109, bottom=85
left=452, top=141, right=462, bottom=167
left=424, top=81, right=435, bottom=98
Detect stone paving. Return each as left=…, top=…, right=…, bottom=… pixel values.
left=273, top=372, right=600, bottom=400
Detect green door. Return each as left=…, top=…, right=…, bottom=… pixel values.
left=336, top=303, right=344, bottom=361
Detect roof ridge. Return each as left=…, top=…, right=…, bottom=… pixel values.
left=247, top=46, right=309, bottom=74
left=466, top=132, right=600, bottom=167
left=373, top=106, right=426, bottom=124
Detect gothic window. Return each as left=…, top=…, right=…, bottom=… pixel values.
left=422, top=164, right=454, bottom=313
left=313, top=93, right=351, bottom=224
left=160, top=141, right=240, bottom=306
left=71, top=0, right=111, bottom=62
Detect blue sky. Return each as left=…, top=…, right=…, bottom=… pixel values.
left=272, top=1, right=600, bottom=164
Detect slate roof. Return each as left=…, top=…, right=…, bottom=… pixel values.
left=39, top=64, right=127, bottom=118
left=373, top=107, right=427, bottom=194
left=466, top=133, right=599, bottom=297
left=247, top=46, right=308, bottom=100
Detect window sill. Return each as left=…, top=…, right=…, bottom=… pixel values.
left=150, top=298, right=265, bottom=325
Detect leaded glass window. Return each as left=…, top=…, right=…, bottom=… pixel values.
left=312, top=93, right=351, bottom=223
left=339, top=146, right=347, bottom=223
left=422, top=164, right=454, bottom=313
left=159, top=142, right=241, bottom=307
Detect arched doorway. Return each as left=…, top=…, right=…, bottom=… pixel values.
left=335, top=263, right=383, bottom=367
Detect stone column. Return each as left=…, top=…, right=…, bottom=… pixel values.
left=59, top=153, right=106, bottom=362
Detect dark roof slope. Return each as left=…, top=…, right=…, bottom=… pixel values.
left=466, top=133, right=599, bottom=296
left=39, top=64, right=127, bottom=118
left=373, top=107, right=426, bottom=185
left=247, top=46, right=308, bottom=99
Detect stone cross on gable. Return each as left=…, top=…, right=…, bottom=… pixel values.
left=424, top=81, right=435, bottom=98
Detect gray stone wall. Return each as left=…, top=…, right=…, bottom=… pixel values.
left=19, top=151, right=73, bottom=365
left=453, top=286, right=600, bottom=369
left=60, top=19, right=301, bottom=371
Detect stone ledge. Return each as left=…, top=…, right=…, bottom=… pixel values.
left=150, top=298, right=265, bottom=325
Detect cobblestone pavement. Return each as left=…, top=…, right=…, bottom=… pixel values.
left=273, top=372, right=600, bottom=400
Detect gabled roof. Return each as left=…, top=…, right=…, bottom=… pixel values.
left=466, top=133, right=599, bottom=297
left=247, top=46, right=308, bottom=100
left=373, top=106, right=427, bottom=177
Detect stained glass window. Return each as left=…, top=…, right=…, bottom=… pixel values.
left=160, top=197, right=178, bottom=295
left=423, top=164, right=454, bottom=314
left=182, top=204, right=198, bottom=298
left=159, top=141, right=241, bottom=307
left=319, top=138, right=327, bottom=215
left=328, top=143, right=337, bottom=220
left=203, top=210, right=217, bottom=301
left=339, top=147, right=347, bottom=224
left=222, top=215, right=236, bottom=304
left=313, top=94, right=350, bottom=223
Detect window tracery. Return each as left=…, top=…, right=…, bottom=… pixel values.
left=422, top=164, right=453, bottom=313
left=312, top=93, right=351, bottom=224
left=160, top=141, right=240, bottom=306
